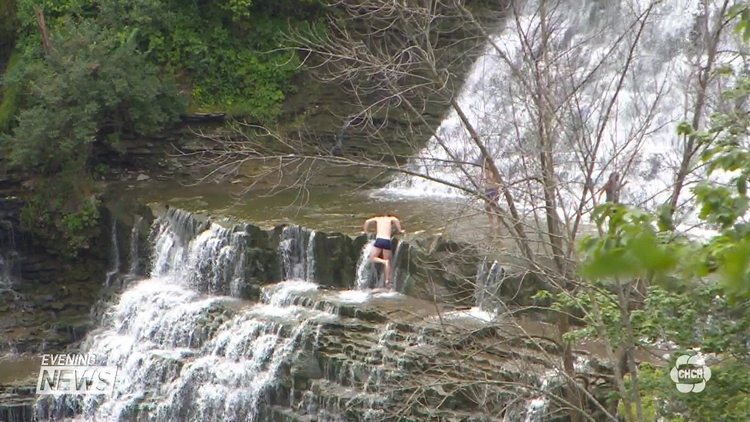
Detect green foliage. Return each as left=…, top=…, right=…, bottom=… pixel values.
left=1, top=19, right=185, bottom=175
left=566, top=30, right=750, bottom=416
left=567, top=29, right=750, bottom=418
left=19, top=175, right=102, bottom=259
left=14, top=0, right=327, bottom=120
left=638, top=359, right=750, bottom=422
left=0, top=0, right=19, bottom=61
left=731, top=2, right=750, bottom=42
left=3, top=0, right=328, bottom=256
left=3, top=14, right=184, bottom=257
left=577, top=204, right=687, bottom=284
left=2, top=0, right=328, bottom=257
left=61, top=196, right=101, bottom=249
left=0, top=50, right=21, bottom=134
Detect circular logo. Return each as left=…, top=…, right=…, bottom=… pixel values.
left=669, top=354, right=711, bottom=393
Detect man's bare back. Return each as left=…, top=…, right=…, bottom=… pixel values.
left=362, top=215, right=405, bottom=288
left=363, top=216, right=404, bottom=239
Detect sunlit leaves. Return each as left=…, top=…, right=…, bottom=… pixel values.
left=578, top=204, right=684, bottom=283
left=731, top=2, right=750, bottom=42
left=676, top=120, right=694, bottom=136
left=694, top=183, right=749, bottom=229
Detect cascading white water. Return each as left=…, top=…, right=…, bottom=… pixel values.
left=278, top=225, right=316, bottom=281
left=354, top=237, right=406, bottom=290
left=147, top=212, right=248, bottom=298
left=129, top=215, right=144, bottom=276
left=355, top=240, right=376, bottom=289
left=35, top=211, right=336, bottom=422
left=512, top=356, right=591, bottom=422
left=380, top=0, right=745, bottom=229
left=105, top=220, right=120, bottom=287
left=306, top=229, right=316, bottom=283
left=476, top=258, right=506, bottom=312
left=30, top=208, right=600, bottom=422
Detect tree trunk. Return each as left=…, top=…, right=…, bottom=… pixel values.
left=669, top=0, right=731, bottom=219
left=33, top=7, right=51, bottom=56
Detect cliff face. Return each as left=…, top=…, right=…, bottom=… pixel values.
left=85, top=0, right=503, bottom=182
left=0, top=195, right=154, bottom=356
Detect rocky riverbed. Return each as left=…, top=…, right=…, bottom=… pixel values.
left=32, top=280, right=616, bottom=422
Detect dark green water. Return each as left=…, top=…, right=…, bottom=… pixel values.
left=116, top=180, right=498, bottom=243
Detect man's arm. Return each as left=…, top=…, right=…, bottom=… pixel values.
left=362, top=218, right=373, bottom=233
left=393, top=218, right=405, bottom=233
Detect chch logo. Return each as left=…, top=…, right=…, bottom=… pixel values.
left=670, top=354, right=711, bottom=393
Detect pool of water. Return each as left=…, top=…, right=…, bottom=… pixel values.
left=0, top=354, right=41, bottom=385
left=116, top=180, right=501, bottom=243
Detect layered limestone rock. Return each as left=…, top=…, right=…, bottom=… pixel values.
left=33, top=283, right=614, bottom=422
left=139, top=207, right=495, bottom=307
left=0, top=383, right=35, bottom=422
left=0, top=194, right=154, bottom=356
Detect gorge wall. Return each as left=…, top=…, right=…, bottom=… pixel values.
left=0, top=194, right=154, bottom=356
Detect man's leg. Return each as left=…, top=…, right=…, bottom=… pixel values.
left=369, top=246, right=388, bottom=289
left=382, top=249, right=393, bottom=288
left=370, top=246, right=386, bottom=264
left=485, top=201, right=495, bottom=230
left=490, top=194, right=503, bottom=232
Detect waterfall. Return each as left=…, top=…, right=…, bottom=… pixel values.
left=379, top=0, right=743, bottom=229
left=146, top=210, right=248, bottom=297
left=305, top=229, right=316, bottom=283
left=354, top=237, right=407, bottom=290
left=278, top=225, right=316, bottom=282
left=476, top=258, right=505, bottom=313
left=355, top=240, right=376, bottom=290
left=503, top=356, right=592, bottom=422
left=390, top=240, right=407, bottom=290
left=32, top=209, right=409, bottom=422
left=35, top=210, right=333, bottom=422
left=105, top=219, right=120, bottom=287
left=129, top=216, right=144, bottom=276
left=31, top=208, right=601, bottom=421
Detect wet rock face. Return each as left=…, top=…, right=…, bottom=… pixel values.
left=219, top=223, right=485, bottom=306
left=150, top=286, right=616, bottom=421
left=394, top=235, right=480, bottom=306
left=0, top=196, right=155, bottom=356
left=31, top=280, right=613, bottom=422
left=0, top=195, right=155, bottom=421
left=0, top=384, right=35, bottom=422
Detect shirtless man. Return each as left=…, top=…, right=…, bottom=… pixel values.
left=361, top=214, right=405, bottom=288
